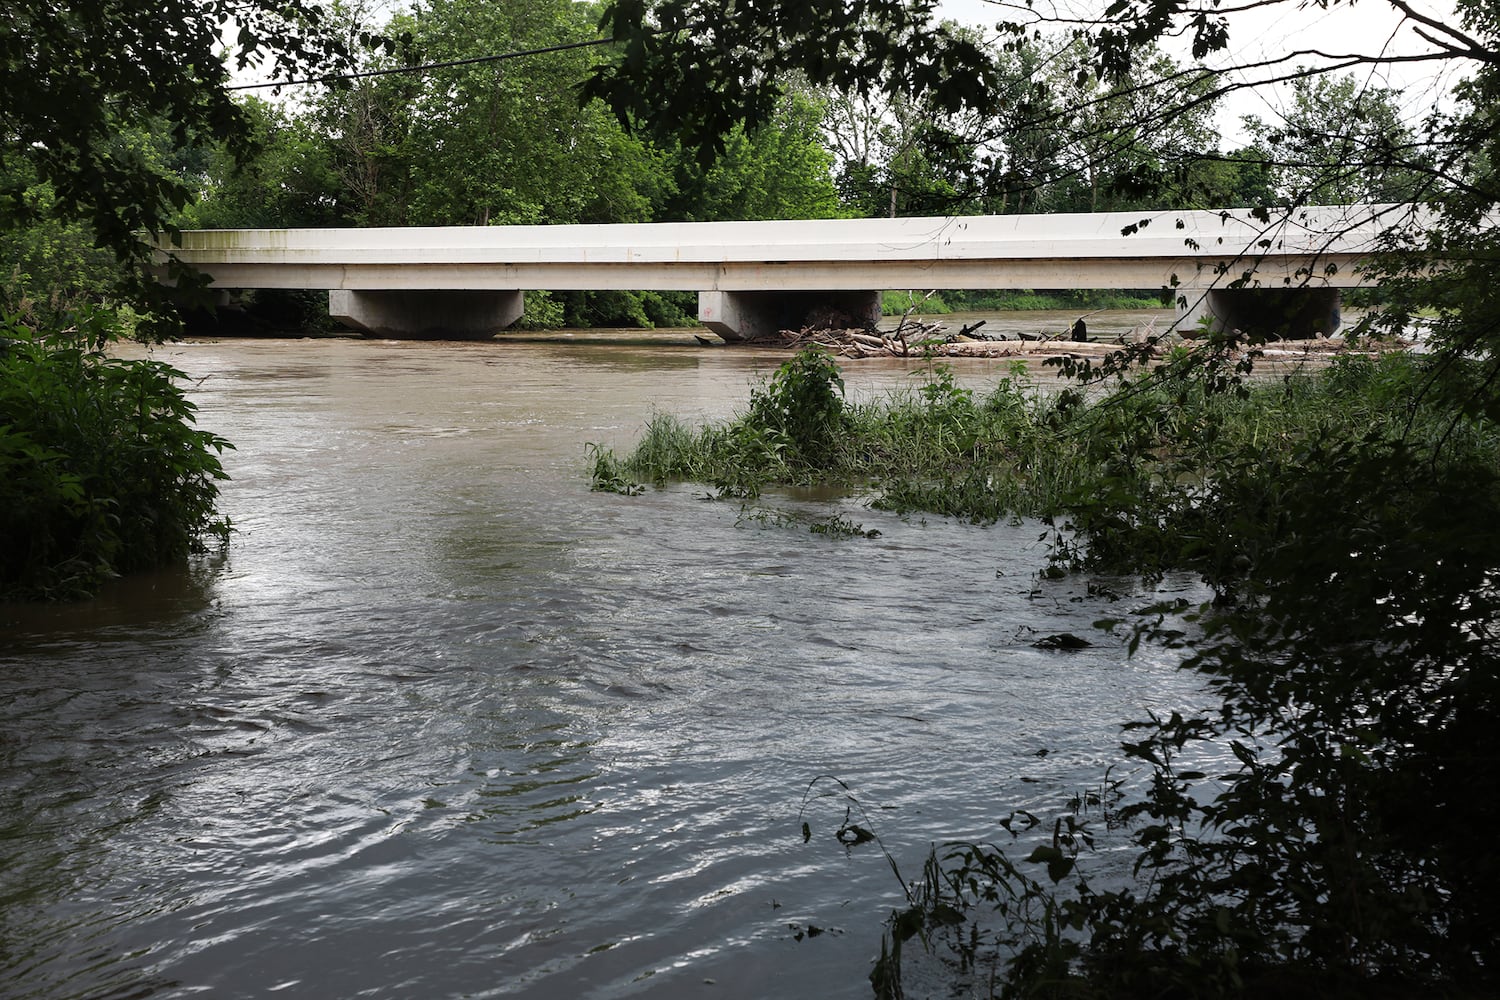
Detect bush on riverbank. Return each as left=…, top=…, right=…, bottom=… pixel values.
left=591, top=344, right=1500, bottom=997
left=592, top=347, right=1495, bottom=585
left=0, top=309, right=232, bottom=601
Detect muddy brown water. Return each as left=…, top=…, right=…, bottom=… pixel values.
left=1, top=318, right=1209, bottom=999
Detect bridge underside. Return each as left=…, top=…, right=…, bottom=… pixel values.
left=697, top=290, right=882, bottom=341
left=319, top=285, right=1343, bottom=341
left=1179, top=287, right=1344, bottom=338
left=328, top=289, right=525, bottom=339
left=321, top=288, right=883, bottom=341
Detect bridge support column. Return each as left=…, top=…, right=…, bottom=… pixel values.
left=698, top=290, right=883, bottom=342
left=1177, top=287, right=1343, bottom=339
left=328, top=289, right=525, bottom=339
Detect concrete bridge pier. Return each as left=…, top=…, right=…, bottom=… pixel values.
left=328, top=289, right=525, bottom=339
left=698, top=290, right=883, bottom=342
left=1177, top=287, right=1343, bottom=339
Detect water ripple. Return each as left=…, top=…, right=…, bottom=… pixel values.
left=1, top=335, right=1210, bottom=1000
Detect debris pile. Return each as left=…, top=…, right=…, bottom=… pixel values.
left=760, top=315, right=1171, bottom=359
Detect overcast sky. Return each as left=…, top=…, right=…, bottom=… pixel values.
left=937, top=0, right=1465, bottom=144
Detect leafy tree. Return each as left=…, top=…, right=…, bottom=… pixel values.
left=584, top=0, right=1002, bottom=162
left=817, top=22, right=1007, bottom=218
left=179, top=98, right=347, bottom=229
left=664, top=91, right=847, bottom=222
left=817, top=31, right=1229, bottom=217
left=824, top=88, right=988, bottom=217
left=1185, top=145, right=1279, bottom=210
left=379, top=0, right=661, bottom=227
left=0, top=160, right=122, bottom=326
left=1038, top=42, right=1224, bottom=212
left=1, top=0, right=354, bottom=310
left=1244, top=73, right=1437, bottom=205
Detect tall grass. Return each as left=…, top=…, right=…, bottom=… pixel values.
left=591, top=348, right=1500, bottom=580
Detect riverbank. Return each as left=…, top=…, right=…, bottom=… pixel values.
left=751, top=323, right=1400, bottom=361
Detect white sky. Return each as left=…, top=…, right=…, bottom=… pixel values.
left=227, top=0, right=1471, bottom=149
left=937, top=0, right=1467, bottom=145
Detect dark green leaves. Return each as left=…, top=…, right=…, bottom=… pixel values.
left=585, top=0, right=1004, bottom=157
left=0, top=312, right=232, bottom=599
left=1024, top=845, right=1075, bottom=884
left=1, top=0, right=352, bottom=317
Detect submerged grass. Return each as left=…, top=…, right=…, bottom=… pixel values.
left=590, top=347, right=1500, bottom=581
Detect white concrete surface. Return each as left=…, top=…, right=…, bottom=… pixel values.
left=153, top=205, right=1417, bottom=338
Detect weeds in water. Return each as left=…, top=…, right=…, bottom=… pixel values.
left=808, top=514, right=880, bottom=538
left=586, top=442, right=644, bottom=496
left=591, top=348, right=1500, bottom=587
left=735, top=505, right=880, bottom=539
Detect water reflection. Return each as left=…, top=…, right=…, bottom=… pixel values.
left=0, top=557, right=224, bottom=638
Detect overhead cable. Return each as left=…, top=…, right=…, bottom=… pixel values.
left=228, top=36, right=615, bottom=90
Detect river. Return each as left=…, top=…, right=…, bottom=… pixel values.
left=0, top=312, right=1209, bottom=999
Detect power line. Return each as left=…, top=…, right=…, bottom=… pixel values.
left=228, top=36, right=616, bottom=90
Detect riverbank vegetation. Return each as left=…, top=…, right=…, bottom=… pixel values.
left=594, top=339, right=1500, bottom=997
left=881, top=289, right=1166, bottom=317
left=0, top=312, right=232, bottom=601
left=586, top=0, right=1500, bottom=992
left=593, top=344, right=1499, bottom=581
left=0, top=0, right=356, bottom=598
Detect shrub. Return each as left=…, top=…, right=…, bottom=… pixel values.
left=745, top=346, right=850, bottom=467
left=0, top=308, right=231, bottom=600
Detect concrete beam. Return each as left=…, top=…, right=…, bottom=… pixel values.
left=158, top=205, right=1412, bottom=294
left=328, top=289, right=524, bottom=339
left=698, top=290, right=883, bottom=341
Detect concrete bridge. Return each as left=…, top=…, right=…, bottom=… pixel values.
left=154, top=205, right=1407, bottom=341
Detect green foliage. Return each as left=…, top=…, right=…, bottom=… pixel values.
left=591, top=351, right=1056, bottom=508
left=744, top=348, right=849, bottom=469
left=1, top=0, right=354, bottom=330
left=595, top=348, right=1500, bottom=995
left=585, top=441, right=643, bottom=496
left=0, top=163, right=125, bottom=326
left=587, top=0, right=1001, bottom=161
left=0, top=311, right=232, bottom=601
left=1243, top=73, right=1435, bottom=205
left=558, top=290, right=698, bottom=329
left=882, top=291, right=953, bottom=315
left=882, top=290, right=1167, bottom=314
left=176, top=98, right=346, bottom=229
left=871, top=362, right=1500, bottom=997
left=394, top=0, right=658, bottom=227
left=663, top=92, right=849, bottom=222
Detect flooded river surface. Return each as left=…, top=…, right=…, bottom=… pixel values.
left=1, top=316, right=1207, bottom=999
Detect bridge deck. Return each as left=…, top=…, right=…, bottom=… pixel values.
left=157, top=206, right=1399, bottom=292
